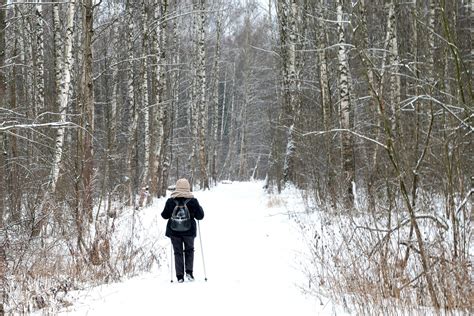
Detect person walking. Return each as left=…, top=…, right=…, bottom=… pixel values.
left=161, top=178, right=204, bottom=283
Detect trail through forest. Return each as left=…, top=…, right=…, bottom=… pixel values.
left=52, top=181, right=345, bottom=315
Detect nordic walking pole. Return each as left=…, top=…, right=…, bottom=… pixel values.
left=197, top=220, right=207, bottom=281
left=170, top=241, right=174, bottom=283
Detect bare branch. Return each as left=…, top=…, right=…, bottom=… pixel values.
left=0, top=122, right=76, bottom=132
left=302, top=128, right=388, bottom=150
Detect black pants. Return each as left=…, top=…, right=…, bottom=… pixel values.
left=170, top=235, right=195, bottom=278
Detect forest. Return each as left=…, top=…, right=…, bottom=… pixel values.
left=0, top=0, right=472, bottom=314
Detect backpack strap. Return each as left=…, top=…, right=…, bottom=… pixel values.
left=172, top=198, right=192, bottom=215
left=173, top=198, right=191, bottom=206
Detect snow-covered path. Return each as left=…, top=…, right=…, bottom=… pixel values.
left=58, top=181, right=323, bottom=315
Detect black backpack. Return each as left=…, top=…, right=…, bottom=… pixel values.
left=170, top=199, right=192, bottom=232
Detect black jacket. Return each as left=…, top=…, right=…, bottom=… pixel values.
left=161, top=197, right=204, bottom=237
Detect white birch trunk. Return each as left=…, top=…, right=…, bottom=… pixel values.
left=337, top=0, right=354, bottom=205
left=149, top=0, right=160, bottom=198
left=35, top=0, right=44, bottom=112
left=152, top=0, right=164, bottom=196
left=53, top=1, right=62, bottom=109
left=317, top=0, right=335, bottom=201
left=141, top=3, right=150, bottom=189
left=126, top=2, right=137, bottom=206
left=387, top=1, right=400, bottom=132
left=106, top=5, right=120, bottom=214
left=0, top=0, right=6, bottom=229
left=159, top=1, right=171, bottom=196
left=197, top=0, right=209, bottom=189
left=288, top=0, right=298, bottom=109
left=110, top=13, right=119, bottom=150
left=219, top=68, right=227, bottom=143
left=51, top=0, right=76, bottom=194
left=238, top=82, right=248, bottom=180
left=171, top=14, right=181, bottom=129
left=81, top=0, right=95, bottom=221
left=155, top=0, right=169, bottom=197
left=282, top=0, right=299, bottom=184
left=210, top=9, right=222, bottom=183
left=427, top=0, right=436, bottom=80
left=318, top=0, right=330, bottom=130
left=21, top=3, right=34, bottom=119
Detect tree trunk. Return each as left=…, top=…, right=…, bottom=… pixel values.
left=210, top=8, right=222, bottom=185
left=53, top=1, right=61, bottom=109
left=387, top=1, right=400, bottom=134
left=0, top=0, right=6, bottom=230
left=35, top=0, right=44, bottom=112
left=8, top=23, right=20, bottom=224
left=81, top=0, right=95, bottom=222
left=107, top=4, right=120, bottom=210
left=196, top=0, right=209, bottom=189
left=141, top=3, right=151, bottom=193
left=317, top=0, right=335, bottom=201
left=0, top=1, right=7, bottom=295
left=52, top=0, right=76, bottom=195
left=158, top=0, right=170, bottom=197
left=220, top=61, right=236, bottom=180
left=336, top=0, right=354, bottom=206
left=151, top=0, right=169, bottom=198
left=126, top=1, right=137, bottom=207
left=278, top=0, right=301, bottom=186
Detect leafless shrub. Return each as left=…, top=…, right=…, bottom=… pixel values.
left=298, top=191, right=473, bottom=314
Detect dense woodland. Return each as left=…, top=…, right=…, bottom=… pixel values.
left=0, top=0, right=472, bottom=314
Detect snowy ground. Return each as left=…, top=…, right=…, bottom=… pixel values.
left=46, top=181, right=346, bottom=316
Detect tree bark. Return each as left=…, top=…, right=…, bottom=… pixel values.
left=52, top=0, right=76, bottom=195
left=0, top=11, right=7, bottom=314
left=196, top=0, right=209, bottom=189
left=126, top=0, right=138, bottom=207
left=151, top=0, right=169, bottom=198
left=53, top=1, right=61, bottom=109
left=277, top=0, right=300, bottom=186
left=316, top=0, right=335, bottom=201
left=35, top=0, right=44, bottom=112
left=336, top=0, right=354, bottom=206
left=387, top=1, right=400, bottom=134
left=141, top=2, right=151, bottom=194
left=81, top=0, right=95, bottom=222
left=0, top=0, right=6, bottom=232
left=210, top=7, right=222, bottom=184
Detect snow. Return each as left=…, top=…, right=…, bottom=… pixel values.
left=48, top=181, right=345, bottom=316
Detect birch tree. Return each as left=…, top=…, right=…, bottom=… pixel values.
left=7, top=7, right=21, bottom=224
left=336, top=0, right=354, bottom=206
left=210, top=5, right=222, bottom=184
left=125, top=0, right=138, bottom=207
left=0, top=0, right=6, bottom=231
left=35, top=0, right=44, bottom=112
left=158, top=0, right=171, bottom=196
left=387, top=0, right=400, bottom=133
left=316, top=0, right=335, bottom=198
left=53, top=0, right=61, bottom=108
left=140, top=2, right=151, bottom=200
left=106, top=3, right=120, bottom=212
left=81, top=0, right=95, bottom=222
left=276, top=0, right=298, bottom=186
left=52, top=0, right=76, bottom=192
left=196, top=0, right=209, bottom=189
left=151, top=0, right=169, bottom=198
